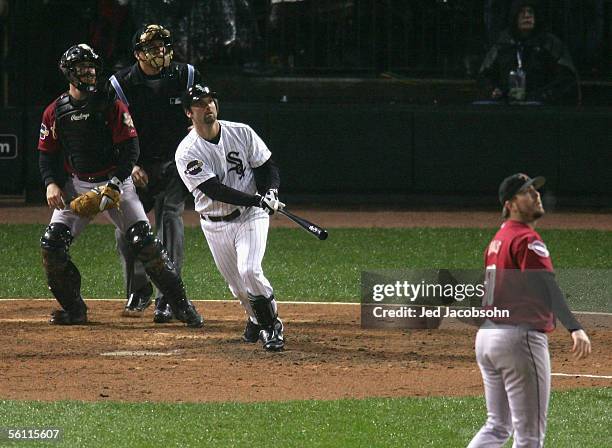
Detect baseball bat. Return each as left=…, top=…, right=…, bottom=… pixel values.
left=278, top=209, right=328, bottom=240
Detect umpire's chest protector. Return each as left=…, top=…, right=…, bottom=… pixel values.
left=54, top=93, right=115, bottom=173
left=115, top=63, right=191, bottom=152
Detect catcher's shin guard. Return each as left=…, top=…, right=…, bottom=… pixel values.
left=153, top=297, right=174, bottom=324
left=248, top=294, right=284, bottom=351
left=40, top=223, right=86, bottom=316
left=126, top=221, right=203, bottom=328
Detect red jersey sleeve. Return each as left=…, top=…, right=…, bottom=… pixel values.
left=107, top=100, right=137, bottom=144
left=38, top=103, right=60, bottom=154
left=513, top=232, right=554, bottom=272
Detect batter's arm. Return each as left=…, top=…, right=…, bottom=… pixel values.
left=253, top=157, right=280, bottom=193
left=197, top=177, right=260, bottom=206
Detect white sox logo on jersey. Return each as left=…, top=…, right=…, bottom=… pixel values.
left=185, top=160, right=203, bottom=176
left=227, top=151, right=245, bottom=179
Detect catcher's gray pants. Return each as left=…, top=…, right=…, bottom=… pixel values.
left=50, top=176, right=148, bottom=236
left=468, top=325, right=550, bottom=448
left=115, top=171, right=187, bottom=298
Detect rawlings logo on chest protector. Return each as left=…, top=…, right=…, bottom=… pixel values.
left=70, top=112, right=90, bottom=121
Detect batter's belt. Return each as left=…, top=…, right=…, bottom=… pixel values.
left=200, top=209, right=241, bottom=222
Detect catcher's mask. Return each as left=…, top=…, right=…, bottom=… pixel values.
left=59, top=44, right=102, bottom=93
left=133, top=24, right=173, bottom=70
left=181, top=84, right=219, bottom=112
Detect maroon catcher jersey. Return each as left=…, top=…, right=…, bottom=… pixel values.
left=483, top=220, right=555, bottom=332
left=38, top=96, right=137, bottom=176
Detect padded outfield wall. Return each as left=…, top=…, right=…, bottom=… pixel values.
left=2, top=105, right=611, bottom=205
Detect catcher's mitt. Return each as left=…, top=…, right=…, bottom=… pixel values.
left=70, top=180, right=121, bottom=218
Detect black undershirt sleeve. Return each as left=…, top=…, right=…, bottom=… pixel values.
left=197, top=176, right=260, bottom=207
left=253, top=157, right=280, bottom=193
left=113, top=137, right=140, bottom=182
left=38, top=151, right=63, bottom=187
left=538, top=271, right=583, bottom=332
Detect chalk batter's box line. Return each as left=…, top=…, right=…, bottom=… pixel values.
left=0, top=298, right=611, bottom=316
left=552, top=373, right=612, bottom=379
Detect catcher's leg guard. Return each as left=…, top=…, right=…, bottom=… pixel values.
left=153, top=296, right=173, bottom=324
left=116, top=227, right=153, bottom=316
left=40, top=223, right=87, bottom=323
left=248, top=294, right=284, bottom=351
left=126, top=221, right=203, bottom=328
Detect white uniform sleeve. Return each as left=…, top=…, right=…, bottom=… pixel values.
left=246, top=125, right=272, bottom=168
left=176, top=144, right=217, bottom=193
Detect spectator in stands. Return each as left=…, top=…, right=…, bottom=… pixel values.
left=554, top=0, right=604, bottom=75
left=478, top=0, right=580, bottom=105
left=484, top=0, right=514, bottom=45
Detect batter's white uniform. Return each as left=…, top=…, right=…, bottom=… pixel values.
left=175, top=120, right=276, bottom=323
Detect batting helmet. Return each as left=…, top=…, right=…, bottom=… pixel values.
left=181, top=84, right=219, bottom=111
left=59, top=44, right=102, bottom=93
left=132, top=24, right=173, bottom=70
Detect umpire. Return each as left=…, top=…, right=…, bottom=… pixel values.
left=107, top=24, right=202, bottom=322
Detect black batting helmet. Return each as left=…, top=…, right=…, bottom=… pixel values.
left=181, top=84, right=219, bottom=111
left=59, top=44, right=102, bottom=93
left=132, top=24, right=173, bottom=69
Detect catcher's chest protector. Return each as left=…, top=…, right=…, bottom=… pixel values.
left=54, top=93, right=115, bottom=172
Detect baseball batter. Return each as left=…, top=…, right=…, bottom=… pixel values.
left=175, top=84, right=285, bottom=351
left=468, top=173, right=591, bottom=448
left=37, top=43, right=203, bottom=328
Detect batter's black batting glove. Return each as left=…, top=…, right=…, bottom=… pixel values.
left=258, top=189, right=285, bottom=215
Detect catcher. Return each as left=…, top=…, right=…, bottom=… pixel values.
left=37, top=43, right=203, bottom=327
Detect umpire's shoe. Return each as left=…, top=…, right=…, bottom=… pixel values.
left=153, top=297, right=173, bottom=324
left=175, top=299, right=204, bottom=328
left=122, top=282, right=154, bottom=317
left=242, top=319, right=262, bottom=343
left=50, top=299, right=88, bottom=325
left=259, top=318, right=284, bottom=351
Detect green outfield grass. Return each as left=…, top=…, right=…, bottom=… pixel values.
left=1, top=224, right=611, bottom=447
left=0, top=388, right=610, bottom=447
left=1, top=224, right=611, bottom=311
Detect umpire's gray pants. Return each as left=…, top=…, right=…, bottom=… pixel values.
left=115, top=171, right=187, bottom=298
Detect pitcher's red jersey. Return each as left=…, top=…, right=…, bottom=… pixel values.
left=483, top=220, right=555, bottom=332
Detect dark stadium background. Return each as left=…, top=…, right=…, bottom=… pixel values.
left=1, top=0, right=611, bottom=205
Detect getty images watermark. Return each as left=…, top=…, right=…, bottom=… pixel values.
left=361, top=269, right=509, bottom=329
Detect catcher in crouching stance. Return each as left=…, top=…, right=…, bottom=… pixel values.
left=37, top=43, right=203, bottom=327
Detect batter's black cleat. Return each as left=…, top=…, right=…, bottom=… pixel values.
left=122, top=282, right=154, bottom=317
left=259, top=318, right=284, bottom=351
left=242, top=319, right=262, bottom=343
left=153, top=297, right=173, bottom=324
left=175, top=300, right=204, bottom=328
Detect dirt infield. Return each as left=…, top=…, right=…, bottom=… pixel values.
left=0, top=300, right=610, bottom=403
left=1, top=206, right=610, bottom=403
left=3, top=205, right=612, bottom=230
